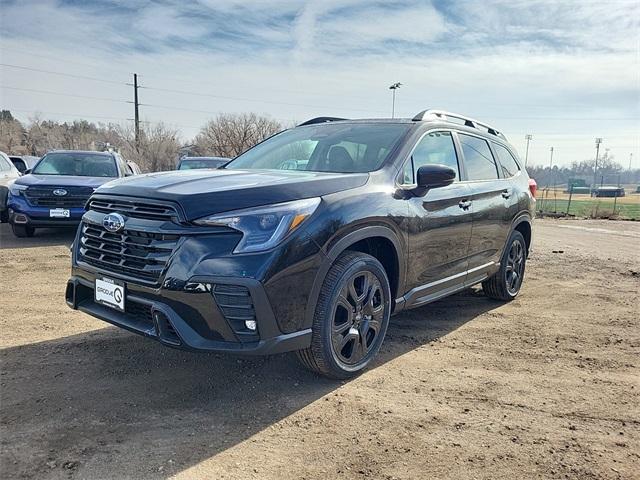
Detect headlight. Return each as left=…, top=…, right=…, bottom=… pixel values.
left=194, top=197, right=321, bottom=253
left=8, top=182, right=28, bottom=196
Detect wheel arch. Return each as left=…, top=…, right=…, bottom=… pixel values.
left=512, top=213, right=533, bottom=255
left=303, top=226, right=405, bottom=330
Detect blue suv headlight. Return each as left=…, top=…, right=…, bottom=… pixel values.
left=8, top=182, right=28, bottom=197
left=193, top=197, right=321, bottom=254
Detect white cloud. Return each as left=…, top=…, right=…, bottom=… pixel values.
left=0, top=0, right=638, bottom=166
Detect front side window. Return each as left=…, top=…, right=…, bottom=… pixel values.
left=458, top=133, right=498, bottom=181
left=493, top=143, right=521, bottom=177
left=32, top=153, right=118, bottom=177
left=405, top=131, right=460, bottom=183
left=226, top=123, right=410, bottom=173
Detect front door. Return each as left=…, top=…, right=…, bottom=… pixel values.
left=404, top=130, right=473, bottom=304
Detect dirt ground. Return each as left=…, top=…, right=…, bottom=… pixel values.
left=0, top=219, right=638, bottom=480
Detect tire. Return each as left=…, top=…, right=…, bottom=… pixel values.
left=11, top=223, right=35, bottom=238
left=296, top=251, right=391, bottom=379
left=0, top=209, right=8, bottom=223
left=482, top=230, right=526, bottom=301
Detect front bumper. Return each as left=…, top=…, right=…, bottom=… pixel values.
left=66, top=273, right=312, bottom=355
left=8, top=195, right=84, bottom=227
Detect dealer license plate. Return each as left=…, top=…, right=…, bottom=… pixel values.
left=49, top=208, right=70, bottom=218
left=95, top=277, right=125, bottom=312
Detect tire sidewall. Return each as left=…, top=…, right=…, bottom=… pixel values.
left=320, top=255, right=391, bottom=375
left=502, top=230, right=526, bottom=299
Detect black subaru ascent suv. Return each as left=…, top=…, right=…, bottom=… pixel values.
left=66, top=110, right=536, bottom=379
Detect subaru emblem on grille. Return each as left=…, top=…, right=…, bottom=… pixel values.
left=53, top=189, right=68, bottom=196
left=103, top=213, right=125, bottom=233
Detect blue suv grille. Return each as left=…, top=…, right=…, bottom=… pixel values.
left=25, top=186, right=93, bottom=208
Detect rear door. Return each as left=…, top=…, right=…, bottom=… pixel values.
left=403, top=130, right=473, bottom=301
left=456, top=132, right=511, bottom=279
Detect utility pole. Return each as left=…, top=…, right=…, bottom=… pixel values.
left=629, top=153, right=633, bottom=171
left=133, top=73, right=140, bottom=151
left=389, top=82, right=402, bottom=118
left=524, top=134, right=532, bottom=166
left=592, top=137, right=602, bottom=195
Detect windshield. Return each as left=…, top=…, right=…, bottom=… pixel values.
left=33, top=152, right=118, bottom=177
left=179, top=158, right=226, bottom=170
left=225, top=123, right=410, bottom=173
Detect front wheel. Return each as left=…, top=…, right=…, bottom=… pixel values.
left=11, top=223, right=35, bottom=238
left=296, top=251, right=391, bottom=379
left=482, top=230, right=526, bottom=301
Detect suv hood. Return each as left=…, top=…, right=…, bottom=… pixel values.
left=15, top=174, right=115, bottom=189
left=95, top=169, right=369, bottom=220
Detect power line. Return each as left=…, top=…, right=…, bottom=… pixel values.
left=0, top=63, right=128, bottom=86
left=140, top=85, right=388, bottom=114
left=1, top=85, right=127, bottom=103
left=7, top=108, right=129, bottom=122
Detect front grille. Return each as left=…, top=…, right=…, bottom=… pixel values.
left=25, top=186, right=93, bottom=208
left=212, top=284, right=257, bottom=338
left=89, top=198, right=178, bottom=221
left=78, top=223, right=179, bottom=283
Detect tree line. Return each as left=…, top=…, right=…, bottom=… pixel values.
left=1, top=109, right=638, bottom=187
left=527, top=153, right=639, bottom=188
left=0, top=110, right=282, bottom=172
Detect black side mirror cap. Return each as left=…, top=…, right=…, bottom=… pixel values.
left=416, top=164, right=456, bottom=189
left=24, top=169, right=31, bottom=175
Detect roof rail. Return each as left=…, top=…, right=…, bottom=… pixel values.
left=298, top=116, right=347, bottom=126
left=412, top=109, right=506, bottom=140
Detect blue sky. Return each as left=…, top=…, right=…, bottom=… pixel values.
left=1, top=0, right=638, bottom=166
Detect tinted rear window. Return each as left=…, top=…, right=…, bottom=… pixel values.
left=493, top=143, right=521, bottom=177
left=458, top=134, right=499, bottom=181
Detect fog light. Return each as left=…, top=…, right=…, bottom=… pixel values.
left=14, top=214, right=28, bottom=224
left=245, top=320, right=257, bottom=331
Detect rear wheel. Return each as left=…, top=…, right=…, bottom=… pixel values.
left=296, top=251, right=391, bottom=379
left=482, top=230, right=526, bottom=301
left=11, top=223, right=35, bottom=238
left=0, top=209, right=8, bottom=223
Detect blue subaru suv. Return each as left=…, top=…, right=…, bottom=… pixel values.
left=7, top=150, right=135, bottom=237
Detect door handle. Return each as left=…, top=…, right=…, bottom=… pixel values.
left=501, top=189, right=512, bottom=199
left=458, top=200, right=472, bottom=210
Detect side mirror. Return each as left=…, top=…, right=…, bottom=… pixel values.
left=416, top=164, right=456, bottom=189
left=24, top=169, right=31, bottom=175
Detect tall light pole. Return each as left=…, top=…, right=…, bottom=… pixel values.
left=389, top=82, right=402, bottom=118
left=628, top=153, right=633, bottom=171
left=524, top=134, right=533, bottom=166
left=592, top=138, right=602, bottom=194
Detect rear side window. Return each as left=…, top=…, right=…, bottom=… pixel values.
left=493, top=143, right=520, bottom=177
left=0, top=156, right=10, bottom=171
left=458, top=133, right=498, bottom=181
left=406, top=131, right=460, bottom=183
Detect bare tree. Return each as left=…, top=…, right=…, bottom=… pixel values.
left=195, top=113, right=283, bottom=158
left=0, top=110, right=26, bottom=153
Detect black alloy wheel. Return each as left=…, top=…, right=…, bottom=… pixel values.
left=297, top=251, right=391, bottom=379
left=482, top=230, right=527, bottom=301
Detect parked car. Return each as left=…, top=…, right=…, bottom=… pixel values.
left=7, top=150, right=137, bottom=237
left=66, top=110, right=535, bottom=379
left=9, top=155, right=40, bottom=174
left=177, top=156, right=229, bottom=170
left=0, top=151, right=22, bottom=223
